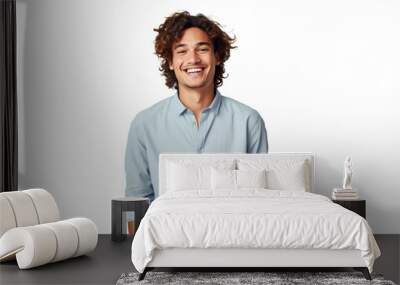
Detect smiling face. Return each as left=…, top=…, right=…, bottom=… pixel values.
left=169, top=27, right=219, bottom=91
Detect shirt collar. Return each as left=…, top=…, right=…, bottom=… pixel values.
left=172, top=90, right=222, bottom=116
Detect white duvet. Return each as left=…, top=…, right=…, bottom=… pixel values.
left=131, top=190, right=380, bottom=273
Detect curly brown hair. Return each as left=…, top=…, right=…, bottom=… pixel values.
left=154, top=11, right=236, bottom=90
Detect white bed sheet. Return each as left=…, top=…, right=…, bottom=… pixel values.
left=131, top=190, right=380, bottom=273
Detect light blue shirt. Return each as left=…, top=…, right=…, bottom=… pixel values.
left=125, top=90, right=268, bottom=200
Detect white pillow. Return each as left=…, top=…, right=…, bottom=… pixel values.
left=237, top=159, right=310, bottom=191
left=237, top=169, right=267, bottom=189
left=211, top=168, right=267, bottom=190
left=166, top=160, right=235, bottom=191
left=211, top=168, right=236, bottom=189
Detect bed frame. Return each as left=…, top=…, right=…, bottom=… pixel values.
left=138, top=153, right=372, bottom=280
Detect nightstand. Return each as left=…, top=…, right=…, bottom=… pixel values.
left=332, top=199, right=366, bottom=219
left=111, top=197, right=150, bottom=241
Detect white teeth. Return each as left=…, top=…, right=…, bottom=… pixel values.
left=186, top=68, right=202, bottom=73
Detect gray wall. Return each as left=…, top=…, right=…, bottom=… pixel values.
left=17, top=0, right=400, bottom=233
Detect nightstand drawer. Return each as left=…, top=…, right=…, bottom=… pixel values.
left=332, top=200, right=366, bottom=219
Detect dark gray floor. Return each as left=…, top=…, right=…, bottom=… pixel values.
left=374, top=234, right=400, bottom=284
left=0, top=235, right=399, bottom=285
left=0, top=235, right=134, bottom=285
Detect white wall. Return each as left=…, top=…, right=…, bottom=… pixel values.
left=17, top=0, right=400, bottom=233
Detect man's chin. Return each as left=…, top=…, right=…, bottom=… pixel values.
left=182, top=83, right=208, bottom=89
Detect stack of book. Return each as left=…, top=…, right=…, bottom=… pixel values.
left=332, top=188, right=359, bottom=200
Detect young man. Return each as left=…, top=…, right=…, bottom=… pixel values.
left=125, top=11, right=268, bottom=201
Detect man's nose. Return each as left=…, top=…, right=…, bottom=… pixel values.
left=186, top=50, right=201, bottom=64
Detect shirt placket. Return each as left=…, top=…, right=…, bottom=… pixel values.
left=183, top=111, right=200, bottom=150
left=196, top=111, right=209, bottom=152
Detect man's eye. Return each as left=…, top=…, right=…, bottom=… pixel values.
left=199, top=48, right=209, bottom=52
left=177, top=50, right=186, bottom=54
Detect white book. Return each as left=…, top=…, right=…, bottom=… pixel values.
left=332, top=192, right=358, bottom=197
left=332, top=194, right=359, bottom=200
left=333, top=188, right=358, bottom=193
left=332, top=191, right=358, bottom=196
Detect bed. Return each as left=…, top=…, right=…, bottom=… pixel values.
left=131, top=153, right=381, bottom=280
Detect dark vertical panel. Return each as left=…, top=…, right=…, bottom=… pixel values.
left=0, top=0, right=18, bottom=192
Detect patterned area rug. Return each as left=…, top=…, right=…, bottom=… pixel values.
left=116, top=271, right=396, bottom=285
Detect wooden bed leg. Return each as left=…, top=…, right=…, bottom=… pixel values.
left=138, top=268, right=148, bottom=281
left=354, top=267, right=371, bottom=280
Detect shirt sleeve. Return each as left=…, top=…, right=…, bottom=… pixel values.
left=124, top=116, right=154, bottom=200
left=247, top=111, right=268, bottom=153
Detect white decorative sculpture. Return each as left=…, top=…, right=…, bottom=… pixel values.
left=342, top=156, right=353, bottom=190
